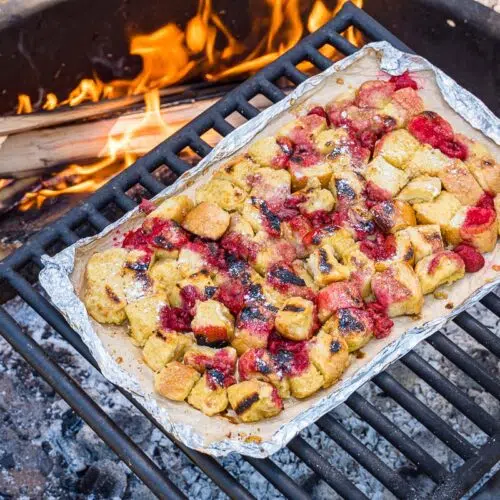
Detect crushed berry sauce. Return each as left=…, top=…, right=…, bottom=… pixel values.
left=268, top=332, right=309, bottom=376
left=180, top=285, right=204, bottom=314
left=160, top=306, right=192, bottom=332
left=463, top=207, right=495, bottom=230
left=364, top=181, right=392, bottom=207
left=138, top=198, right=157, bottom=214
left=186, top=239, right=227, bottom=271
left=216, top=281, right=247, bottom=315
left=454, top=244, right=484, bottom=273
left=237, top=306, right=275, bottom=338
left=365, top=301, right=394, bottom=339
left=206, top=369, right=236, bottom=390
left=360, top=232, right=396, bottom=261
left=271, top=387, right=284, bottom=409
left=189, top=349, right=236, bottom=376
left=389, top=71, right=418, bottom=90
left=476, top=193, right=495, bottom=210
left=221, top=232, right=259, bottom=262
left=307, top=106, right=330, bottom=125
left=305, top=210, right=332, bottom=227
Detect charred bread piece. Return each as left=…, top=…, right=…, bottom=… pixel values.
left=125, top=293, right=167, bottom=346
left=293, top=179, right=336, bottom=215
left=227, top=380, right=283, bottom=422
left=195, top=178, right=247, bottom=211
left=146, top=195, right=193, bottom=224
left=370, top=200, right=416, bottom=234
left=308, top=331, right=349, bottom=387
left=274, top=297, right=318, bottom=341
left=309, top=227, right=356, bottom=259
left=84, top=248, right=129, bottom=324
left=330, top=171, right=365, bottom=208
left=183, top=345, right=237, bottom=374
left=143, top=331, right=194, bottom=372
left=397, top=176, right=442, bottom=204
left=371, top=263, right=423, bottom=317
left=381, top=87, right=425, bottom=127
left=404, top=225, right=444, bottom=263
left=374, top=129, right=420, bottom=169
left=231, top=305, right=275, bottom=355
left=365, top=156, right=409, bottom=198
left=187, top=372, right=229, bottom=416
left=442, top=206, right=497, bottom=253
left=415, top=251, right=465, bottom=294
left=214, top=156, right=259, bottom=191
left=168, top=271, right=215, bottom=308
left=317, top=280, right=363, bottom=323
left=181, top=202, right=230, bottom=240
left=306, top=245, right=350, bottom=286
left=363, top=230, right=414, bottom=271
left=191, top=300, right=235, bottom=347
left=343, top=247, right=376, bottom=298
left=413, top=191, right=462, bottom=227
left=154, top=361, right=201, bottom=401
left=438, top=160, right=484, bottom=206
left=282, top=216, right=313, bottom=258
left=321, top=308, right=374, bottom=352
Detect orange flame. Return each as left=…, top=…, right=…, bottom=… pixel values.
left=16, top=0, right=364, bottom=210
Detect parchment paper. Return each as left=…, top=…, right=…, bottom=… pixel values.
left=40, top=43, right=500, bottom=457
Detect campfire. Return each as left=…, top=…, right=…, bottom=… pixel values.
left=0, top=0, right=363, bottom=222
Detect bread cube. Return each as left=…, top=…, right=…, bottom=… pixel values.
left=355, top=80, right=395, bottom=109
left=291, top=259, right=318, bottom=291
left=168, top=271, right=215, bottom=308
left=315, top=128, right=350, bottom=155
left=195, top=179, right=247, bottom=211
left=308, top=331, right=349, bottom=387
left=279, top=113, right=327, bottom=141
left=252, top=235, right=296, bottom=275
left=183, top=345, right=237, bottom=374
left=442, top=206, right=497, bottom=252
left=289, top=160, right=333, bottom=190
left=317, top=280, right=363, bottom=323
left=84, top=248, right=129, bottom=324
left=191, top=300, right=234, bottom=347
left=125, top=294, right=167, bottom=347
left=282, top=215, right=313, bottom=258
left=227, top=213, right=254, bottom=237
left=187, top=372, right=229, bottom=416
left=404, top=225, right=444, bottom=262
left=374, top=129, right=420, bottom=169
left=370, top=200, right=416, bottom=234
left=237, top=348, right=290, bottom=399
left=231, top=305, right=274, bottom=355
left=149, top=258, right=182, bottom=291
left=438, top=160, right=484, bottom=206
left=321, top=308, right=374, bottom=352
left=249, top=167, right=291, bottom=203
left=214, top=156, right=259, bottom=191
left=315, top=227, right=357, bottom=259
left=329, top=171, right=365, bottom=206
left=143, top=331, right=194, bottom=371
left=289, top=363, right=324, bottom=399
left=306, top=245, right=350, bottom=286
left=343, top=247, right=375, bottom=298
left=146, top=195, right=193, bottom=224
left=460, top=136, right=500, bottom=194
left=241, top=198, right=268, bottom=234
left=365, top=156, right=409, bottom=197
left=154, top=361, right=201, bottom=401
left=371, top=230, right=415, bottom=271
left=274, top=297, right=317, bottom=341
left=389, top=87, right=425, bottom=123
left=415, top=251, right=465, bottom=295
left=413, top=191, right=462, bottom=227
left=181, top=202, right=230, bottom=240
left=371, top=263, right=423, bottom=317
left=295, top=181, right=335, bottom=215
left=397, top=175, right=441, bottom=204
left=227, top=380, right=283, bottom=422
left=406, top=144, right=451, bottom=178
left=176, top=245, right=208, bottom=278
left=247, top=136, right=283, bottom=168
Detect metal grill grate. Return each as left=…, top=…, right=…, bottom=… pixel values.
left=0, top=3, right=498, bottom=498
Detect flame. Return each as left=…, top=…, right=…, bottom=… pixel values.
left=15, top=0, right=364, bottom=210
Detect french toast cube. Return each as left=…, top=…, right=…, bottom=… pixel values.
left=365, top=156, right=409, bottom=197
left=249, top=167, right=292, bottom=203
left=370, top=200, right=416, bottom=234
left=289, top=364, right=324, bottom=399
left=308, top=331, right=349, bottom=387
left=314, top=128, right=350, bottom=155
left=247, top=136, right=283, bottom=168
left=397, top=175, right=442, bottom=204
left=295, top=181, right=336, bottom=215
left=289, top=160, right=333, bottom=190
left=227, top=213, right=255, bottom=237
left=330, top=171, right=365, bottom=207
left=125, top=293, right=167, bottom=347
left=438, top=160, right=484, bottom=206
left=187, top=372, right=229, bottom=416
left=231, top=304, right=274, bottom=355
left=143, top=331, right=194, bottom=372
left=149, top=258, right=182, bottom=291
left=274, top=297, right=317, bottom=341
left=317, top=280, right=363, bottom=323
left=374, top=129, right=420, bottom=169
left=413, top=191, right=462, bottom=227
left=415, top=251, right=465, bottom=295
left=195, top=178, right=247, bottom=211
left=355, top=80, right=395, bottom=109
left=227, top=380, right=283, bottom=422
left=306, top=244, right=350, bottom=286
left=183, top=345, right=237, bottom=374
left=404, top=224, right=444, bottom=263
left=146, top=195, right=193, bottom=224
left=343, top=247, right=376, bottom=298
left=214, top=156, right=259, bottom=191
left=278, top=113, right=327, bottom=141
left=154, top=361, right=201, bottom=401
left=191, top=300, right=234, bottom=347
left=168, top=271, right=214, bottom=308
left=406, top=144, right=451, bottom=178
left=371, top=262, right=423, bottom=317
left=181, top=202, right=230, bottom=240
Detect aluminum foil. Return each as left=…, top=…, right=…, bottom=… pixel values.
left=39, top=42, right=500, bottom=457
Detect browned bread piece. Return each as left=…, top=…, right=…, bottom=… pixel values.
left=191, top=299, right=235, bottom=347
left=195, top=178, right=247, bottom=211
left=143, top=331, right=194, bottom=372
left=306, top=244, right=350, bottom=286
left=370, top=200, right=416, bottom=234
left=181, top=202, right=230, bottom=240
left=365, top=156, right=409, bottom=197
left=125, top=293, right=167, bottom=347
left=397, top=176, right=442, bottom=204
left=288, top=363, right=324, bottom=399
left=374, top=129, right=420, bottom=169
left=214, top=156, right=259, bottom=191
left=274, top=297, right=317, bottom=341
left=308, top=331, right=349, bottom=387
left=247, top=137, right=283, bottom=168
left=187, top=372, right=229, bottom=416
left=289, top=160, right=333, bottom=190
left=438, top=160, right=484, bottom=206
left=415, top=251, right=465, bottom=295
left=413, top=191, right=462, bottom=227
left=404, top=225, right=444, bottom=263
left=146, top=195, right=193, bottom=223
left=154, top=361, right=201, bottom=401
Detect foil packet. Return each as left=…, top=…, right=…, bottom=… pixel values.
left=39, top=42, right=500, bottom=457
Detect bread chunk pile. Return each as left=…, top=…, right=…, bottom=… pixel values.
left=84, top=73, right=500, bottom=422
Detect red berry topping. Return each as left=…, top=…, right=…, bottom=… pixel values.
left=454, top=244, right=485, bottom=273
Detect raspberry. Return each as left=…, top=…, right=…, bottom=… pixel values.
left=307, top=106, right=329, bottom=125
left=454, top=244, right=485, bottom=273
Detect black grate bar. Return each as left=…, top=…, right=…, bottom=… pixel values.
left=373, top=372, right=477, bottom=460
left=480, top=292, right=500, bottom=317
left=140, top=172, right=167, bottom=196
left=432, top=435, right=500, bottom=500
left=112, top=193, right=138, bottom=212
left=283, top=63, right=308, bottom=84
left=244, top=457, right=311, bottom=500
left=426, top=332, right=500, bottom=400
left=189, top=135, right=213, bottom=158
left=58, top=228, right=80, bottom=246
left=236, top=97, right=261, bottom=119
left=213, top=116, right=236, bottom=136
left=304, top=44, right=335, bottom=70
left=346, top=393, right=448, bottom=483
left=454, top=311, right=500, bottom=358
left=317, top=413, right=417, bottom=499
left=84, top=205, right=111, bottom=231
left=288, top=436, right=369, bottom=499
left=401, top=352, right=500, bottom=436
left=0, top=307, right=186, bottom=499
left=324, top=31, right=359, bottom=55
left=258, top=78, right=287, bottom=102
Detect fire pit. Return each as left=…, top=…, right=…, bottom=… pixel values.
left=0, top=1, right=499, bottom=498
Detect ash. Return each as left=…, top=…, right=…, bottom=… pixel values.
left=0, top=291, right=499, bottom=499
